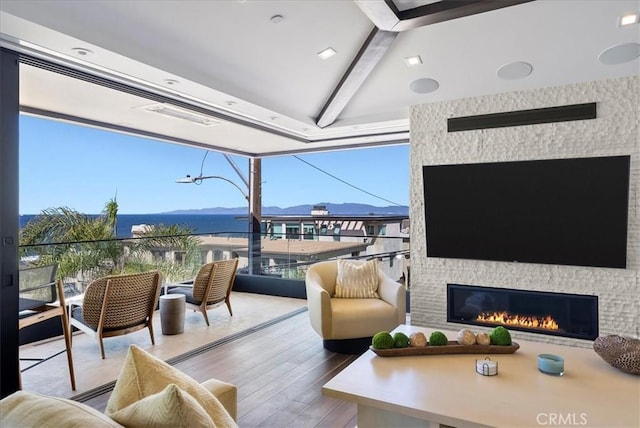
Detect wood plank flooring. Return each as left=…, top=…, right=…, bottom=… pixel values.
left=81, top=309, right=360, bottom=428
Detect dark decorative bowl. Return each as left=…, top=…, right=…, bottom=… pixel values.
left=593, top=335, right=640, bottom=375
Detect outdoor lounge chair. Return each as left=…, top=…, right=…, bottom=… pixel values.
left=167, top=259, right=238, bottom=326
left=70, top=270, right=161, bottom=359
left=19, top=264, right=76, bottom=390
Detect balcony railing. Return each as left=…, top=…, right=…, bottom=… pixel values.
left=20, top=230, right=409, bottom=298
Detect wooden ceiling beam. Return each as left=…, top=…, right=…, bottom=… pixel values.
left=317, top=0, right=535, bottom=128
left=315, top=28, right=397, bottom=129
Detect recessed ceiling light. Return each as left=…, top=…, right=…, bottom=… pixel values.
left=164, top=79, right=179, bottom=86
left=270, top=14, right=284, bottom=24
left=497, top=61, right=533, bottom=80
left=225, top=100, right=237, bottom=106
left=71, top=47, right=93, bottom=56
left=317, top=47, right=336, bottom=60
left=409, top=78, right=439, bottom=94
left=405, top=55, right=422, bottom=66
left=598, top=42, right=640, bottom=65
left=619, top=13, right=639, bottom=27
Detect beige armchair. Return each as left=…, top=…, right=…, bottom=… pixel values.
left=305, top=260, right=406, bottom=353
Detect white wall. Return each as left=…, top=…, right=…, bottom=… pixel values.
left=409, top=75, right=639, bottom=347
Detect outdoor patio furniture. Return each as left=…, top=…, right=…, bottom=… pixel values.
left=19, top=264, right=76, bottom=390
left=69, top=270, right=161, bottom=359
left=167, top=259, right=238, bottom=326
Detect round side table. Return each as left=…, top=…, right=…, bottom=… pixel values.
left=159, top=294, right=186, bottom=335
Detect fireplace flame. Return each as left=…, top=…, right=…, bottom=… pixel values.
left=476, top=311, right=559, bottom=330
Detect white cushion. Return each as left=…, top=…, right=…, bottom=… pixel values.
left=106, top=345, right=237, bottom=428
left=109, top=384, right=216, bottom=428
left=330, top=298, right=399, bottom=339
left=334, top=259, right=379, bottom=298
left=0, top=390, right=122, bottom=427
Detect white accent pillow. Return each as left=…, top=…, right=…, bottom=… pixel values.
left=109, top=384, right=216, bottom=428
left=334, top=259, right=379, bottom=298
left=106, top=345, right=237, bottom=428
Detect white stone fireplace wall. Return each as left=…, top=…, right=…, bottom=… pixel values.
left=409, top=75, right=639, bottom=347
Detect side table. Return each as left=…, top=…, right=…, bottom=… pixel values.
left=159, top=294, right=186, bottom=335
left=66, top=293, right=85, bottom=327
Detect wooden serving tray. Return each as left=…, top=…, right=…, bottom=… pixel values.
left=370, top=340, right=520, bottom=357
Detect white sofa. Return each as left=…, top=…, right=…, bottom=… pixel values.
left=305, top=260, right=406, bottom=353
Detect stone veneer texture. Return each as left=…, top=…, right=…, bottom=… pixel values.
left=409, top=75, right=639, bottom=348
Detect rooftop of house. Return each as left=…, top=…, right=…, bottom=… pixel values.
left=197, top=236, right=369, bottom=258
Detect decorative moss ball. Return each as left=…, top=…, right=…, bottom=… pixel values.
left=489, top=326, right=512, bottom=346
left=429, top=331, right=449, bottom=346
left=372, top=331, right=394, bottom=349
left=393, top=332, right=410, bottom=348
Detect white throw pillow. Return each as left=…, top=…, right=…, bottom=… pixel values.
left=109, top=384, right=216, bottom=428
left=106, top=345, right=237, bottom=428
left=334, top=259, right=379, bottom=298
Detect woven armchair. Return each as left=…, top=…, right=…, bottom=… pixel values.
left=168, top=259, right=238, bottom=326
left=70, top=271, right=161, bottom=359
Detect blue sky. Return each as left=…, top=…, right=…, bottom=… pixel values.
left=19, top=115, right=409, bottom=214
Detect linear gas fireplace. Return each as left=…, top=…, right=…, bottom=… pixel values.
left=447, top=284, right=598, bottom=341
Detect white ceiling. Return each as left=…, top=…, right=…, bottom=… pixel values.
left=1, top=0, right=639, bottom=157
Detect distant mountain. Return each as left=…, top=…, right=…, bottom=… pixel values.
left=162, top=203, right=408, bottom=216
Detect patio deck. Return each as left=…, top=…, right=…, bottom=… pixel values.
left=18, top=291, right=367, bottom=427
left=19, top=291, right=307, bottom=398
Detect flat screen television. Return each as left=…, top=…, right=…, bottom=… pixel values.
left=423, top=155, right=630, bottom=268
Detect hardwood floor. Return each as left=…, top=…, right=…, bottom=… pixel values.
left=80, top=309, right=360, bottom=428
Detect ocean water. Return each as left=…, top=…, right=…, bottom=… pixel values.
left=19, top=214, right=248, bottom=239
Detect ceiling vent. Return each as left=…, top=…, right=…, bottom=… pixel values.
left=145, top=104, right=222, bottom=126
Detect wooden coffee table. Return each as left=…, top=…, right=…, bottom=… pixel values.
left=322, top=324, right=639, bottom=428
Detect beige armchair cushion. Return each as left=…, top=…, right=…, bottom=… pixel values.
left=328, top=298, right=399, bottom=339
left=334, top=259, right=379, bottom=298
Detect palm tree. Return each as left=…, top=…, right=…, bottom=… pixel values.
left=20, top=206, right=122, bottom=279
left=128, top=223, right=201, bottom=281
left=104, top=196, right=118, bottom=237
left=20, top=199, right=204, bottom=285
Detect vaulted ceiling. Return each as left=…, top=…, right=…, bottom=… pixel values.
left=1, top=0, right=639, bottom=157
